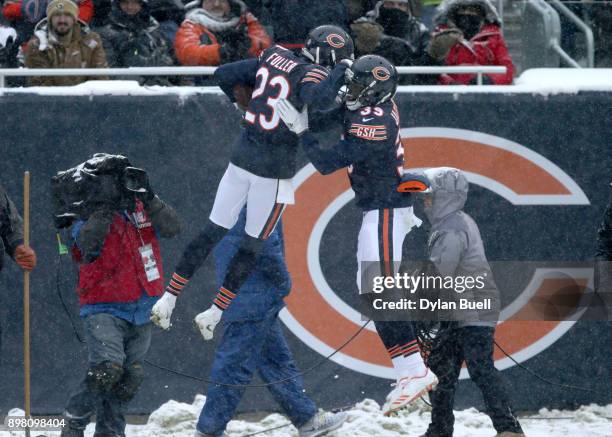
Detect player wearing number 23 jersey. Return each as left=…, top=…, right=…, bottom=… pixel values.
left=216, top=43, right=351, bottom=179
left=150, top=27, right=356, bottom=371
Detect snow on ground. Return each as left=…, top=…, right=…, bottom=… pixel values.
left=2, top=398, right=611, bottom=437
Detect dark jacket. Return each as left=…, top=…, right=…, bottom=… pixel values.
left=96, top=2, right=174, bottom=83
left=72, top=197, right=181, bottom=304
left=352, top=3, right=434, bottom=84
left=0, top=184, right=24, bottom=271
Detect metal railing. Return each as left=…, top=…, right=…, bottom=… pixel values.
left=548, top=0, right=594, bottom=67
left=0, top=66, right=507, bottom=88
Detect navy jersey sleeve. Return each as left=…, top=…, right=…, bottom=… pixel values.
left=298, top=63, right=349, bottom=111
left=214, top=58, right=259, bottom=102
left=301, top=105, right=396, bottom=174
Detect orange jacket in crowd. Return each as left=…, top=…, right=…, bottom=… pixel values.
left=437, top=23, right=514, bottom=85
left=174, top=6, right=271, bottom=66
left=3, top=0, right=93, bottom=23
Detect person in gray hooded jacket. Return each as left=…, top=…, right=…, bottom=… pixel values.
left=419, top=167, right=524, bottom=437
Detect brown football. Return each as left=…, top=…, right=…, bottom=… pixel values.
left=233, top=85, right=254, bottom=111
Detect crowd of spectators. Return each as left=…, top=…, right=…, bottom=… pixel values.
left=0, top=0, right=608, bottom=86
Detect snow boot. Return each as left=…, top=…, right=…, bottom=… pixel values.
left=298, top=411, right=347, bottom=437
left=382, top=368, right=438, bottom=416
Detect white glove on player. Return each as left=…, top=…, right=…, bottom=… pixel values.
left=194, top=305, right=223, bottom=341
left=275, top=99, right=309, bottom=135
left=150, top=292, right=177, bottom=330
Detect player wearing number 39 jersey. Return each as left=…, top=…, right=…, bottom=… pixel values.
left=276, top=55, right=438, bottom=416
left=150, top=26, right=354, bottom=362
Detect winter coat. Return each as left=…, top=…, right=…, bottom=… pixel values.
left=423, top=168, right=500, bottom=327
left=214, top=209, right=290, bottom=322
left=96, top=4, right=174, bottom=71
left=174, top=0, right=270, bottom=66
left=352, top=4, right=434, bottom=83
left=0, top=184, right=24, bottom=272
left=24, top=19, right=108, bottom=86
left=433, top=0, right=512, bottom=84
left=595, top=187, right=612, bottom=313
left=72, top=197, right=181, bottom=306
left=0, top=24, right=18, bottom=67
left=267, top=0, right=348, bottom=48
left=435, top=23, right=513, bottom=84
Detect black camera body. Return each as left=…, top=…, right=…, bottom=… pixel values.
left=52, top=154, right=137, bottom=229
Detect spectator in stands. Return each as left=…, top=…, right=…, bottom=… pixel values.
left=350, top=0, right=434, bottom=84
left=3, top=0, right=93, bottom=47
left=429, top=0, right=513, bottom=85
left=0, top=23, right=18, bottom=67
left=591, top=0, right=612, bottom=67
left=174, top=0, right=270, bottom=68
left=96, top=0, right=175, bottom=84
left=92, top=0, right=184, bottom=43
left=24, top=0, right=108, bottom=86
left=266, top=0, right=348, bottom=49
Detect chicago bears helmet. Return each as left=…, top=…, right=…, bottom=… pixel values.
left=302, top=25, right=355, bottom=67
left=344, top=55, right=398, bottom=111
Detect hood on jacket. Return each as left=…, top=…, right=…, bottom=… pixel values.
left=109, top=0, right=154, bottom=30
left=423, top=167, right=468, bottom=224
left=434, top=0, right=501, bottom=27
left=184, top=0, right=245, bottom=31
left=33, top=17, right=90, bottom=50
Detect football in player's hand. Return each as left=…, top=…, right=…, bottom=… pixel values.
left=233, top=85, right=253, bottom=111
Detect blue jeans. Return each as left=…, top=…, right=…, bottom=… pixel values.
left=197, top=312, right=317, bottom=436
left=64, top=313, right=152, bottom=436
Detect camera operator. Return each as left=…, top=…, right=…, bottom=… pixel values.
left=58, top=157, right=181, bottom=437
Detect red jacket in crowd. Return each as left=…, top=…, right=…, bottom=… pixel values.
left=3, top=0, right=93, bottom=23
left=73, top=202, right=164, bottom=306
left=437, top=23, right=514, bottom=85
left=175, top=8, right=271, bottom=66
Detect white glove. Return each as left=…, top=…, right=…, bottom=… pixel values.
left=275, top=99, right=309, bottom=135
left=150, top=292, right=177, bottom=330
left=194, top=305, right=223, bottom=341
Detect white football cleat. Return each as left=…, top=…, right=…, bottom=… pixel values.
left=298, top=411, right=347, bottom=437
left=382, top=368, right=438, bottom=416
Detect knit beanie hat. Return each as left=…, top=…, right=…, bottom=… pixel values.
left=46, top=0, right=78, bottom=19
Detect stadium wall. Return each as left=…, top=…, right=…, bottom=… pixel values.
left=0, top=89, right=609, bottom=415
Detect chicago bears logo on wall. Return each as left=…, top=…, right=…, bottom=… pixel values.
left=280, top=127, right=590, bottom=380
left=326, top=34, right=346, bottom=48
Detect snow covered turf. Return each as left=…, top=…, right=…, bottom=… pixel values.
left=3, top=398, right=611, bottom=437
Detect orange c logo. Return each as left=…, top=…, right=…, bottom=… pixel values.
left=372, top=66, right=391, bottom=82
left=326, top=34, right=346, bottom=49
left=281, top=127, right=590, bottom=380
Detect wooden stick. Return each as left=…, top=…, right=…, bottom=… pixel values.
left=23, top=171, right=31, bottom=437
